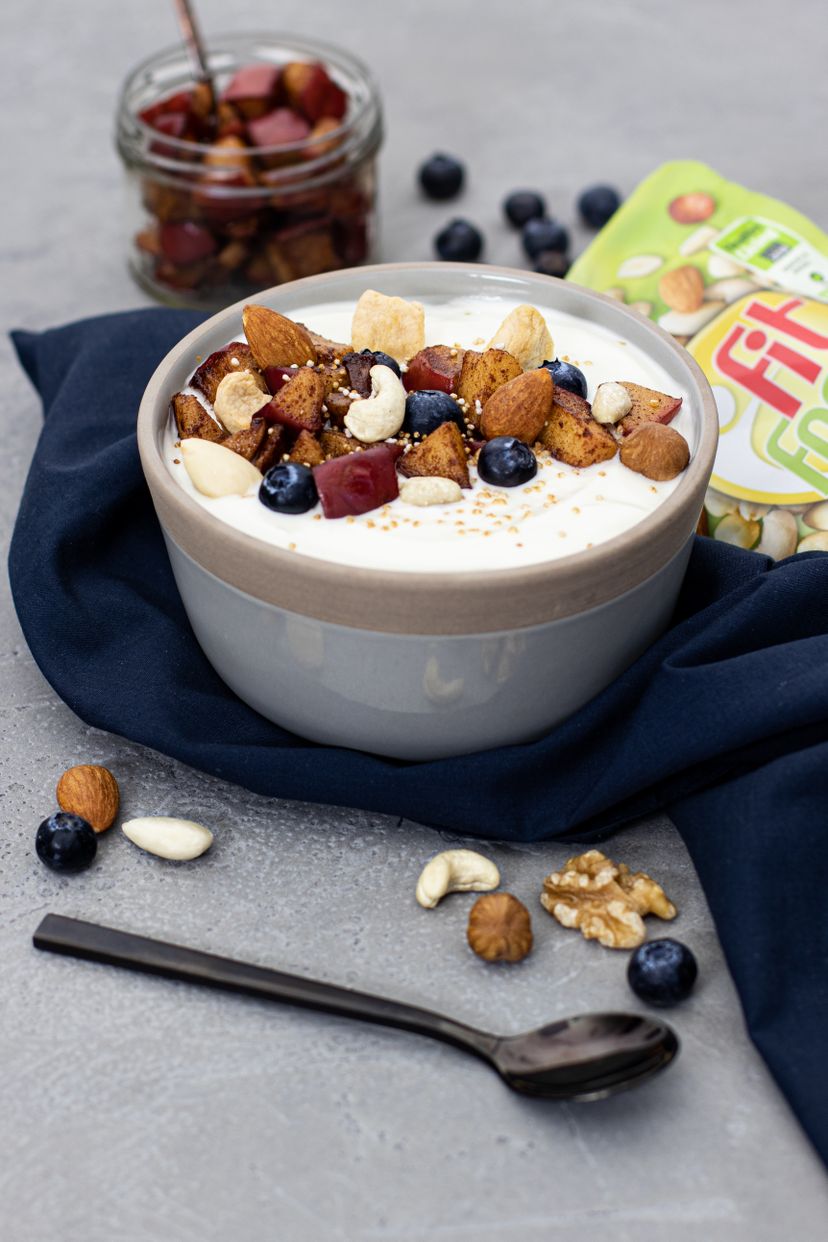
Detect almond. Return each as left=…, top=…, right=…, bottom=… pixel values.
left=242, top=304, right=317, bottom=369
left=480, top=368, right=553, bottom=443
left=57, top=764, right=120, bottom=833
left=180, top=438, right=262, bottom=497
left=658, top=265, right=704, bottom=313
left=619, top=423, right=690, bottom=481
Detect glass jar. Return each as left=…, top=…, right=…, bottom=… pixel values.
left=116, top=33, right=383, bottom=309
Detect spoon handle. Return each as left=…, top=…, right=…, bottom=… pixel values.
left=33, top=914, right=492, bottom=1059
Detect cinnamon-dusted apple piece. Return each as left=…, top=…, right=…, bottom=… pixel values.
left=171, top=393, right=226, bottom=443
left=403, top=345, right=465, bottom=395
left=242, top=304, right=317, bottom=369
left=305, top=327, right=350, bottom=365
left=222, top=417, right=267, bottom=461
left=264, top=368, right=326, bottom=434
left=538, top=388, right=618, bottom=468
left=616, top=382, right=683, bottom=437
left=480, top=368, right=553, bottom=444
left=456, top=349, right=523, bottom=425
left=191, top=342, right=259, bottom=404
left=324, top=390, right=353, bottom=427
left=288, top=429, right=326, bottom=467
left=253, top=425, right=286, bottom=473
left=320, top=428, right=362, bottom=458
left=399, top=421, right=471, bottom=489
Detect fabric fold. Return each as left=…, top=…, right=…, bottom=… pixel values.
left=9, top=310, right=828, bottom=1165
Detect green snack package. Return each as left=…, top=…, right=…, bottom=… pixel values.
left=568, top=161, right=828, bottom=555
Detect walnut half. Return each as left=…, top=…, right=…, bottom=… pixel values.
left=540, top=849, right=676, bottom=950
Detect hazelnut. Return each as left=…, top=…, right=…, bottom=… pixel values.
left=467, top=892, right=533, bottom=963
left=619, top=422, right=690, bottom=481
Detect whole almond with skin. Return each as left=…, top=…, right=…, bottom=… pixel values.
left=57, top=765, right=120, bottom=833
left=658, top=265, right=705, bottom=313
left=620, top=422, right=690, bottom=481
left=242, top=304, right=317, bottom=369
left=480, top=367, right=553, bottom=443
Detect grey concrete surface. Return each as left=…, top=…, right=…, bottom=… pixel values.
left=2, top=1, right=827, bottom=1239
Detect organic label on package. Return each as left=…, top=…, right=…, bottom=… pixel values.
left=568, top=161, right=828, bottom=556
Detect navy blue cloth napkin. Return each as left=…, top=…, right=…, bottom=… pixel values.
left=10, top=309, right=828, bottom=1164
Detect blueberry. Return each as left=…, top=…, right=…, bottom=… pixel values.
left=36, top=812, right=97, bottom=873
left=477, top=437, right=538, bottom=487
left=503, top=190, right=546, bottom=228
left=534, top=250, right=570, bottom=279
left=578, top=184, right=622, bottom=229
left=539, top=358, right=588, bottom=399
left=522, top=217, right=570, bottom=259
left=360, top=349, right=401, bottom=378
left=259, top=463, right=318, bottom=514
left=418, top=153, right=464, bottom=201
left=628, top=939, right=698, bottom=1007
left=435, top=218, right=484, bottom=262
left=404, top=390, right=464, bottom=438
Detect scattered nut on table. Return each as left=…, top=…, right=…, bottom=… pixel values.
left=122, top=816, right=214, bottom=861
left=416, top=848, right=500, bottom=908
left=540, top=849, right=676, bottom=949
left=56, top=764, right=120, bottom=833
left=467, top=893, right=533, bottom=963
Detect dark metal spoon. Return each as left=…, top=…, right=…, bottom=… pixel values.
left=33, top=915, right=678, bottom=1101
left=172, top=0, right=217, bottom=122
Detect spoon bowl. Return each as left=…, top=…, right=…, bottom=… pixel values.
left=33, top=914, right=679, bottom=1101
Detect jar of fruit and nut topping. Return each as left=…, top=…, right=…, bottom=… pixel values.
left=116, top=33, right=382, bottom=308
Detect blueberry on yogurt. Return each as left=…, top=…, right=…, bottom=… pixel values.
left=477, top=437, right=538, bottom=487
left=404, top=390, right=464, bottom=438
left=539, top=358, right=588, bottom=399
left=259, top=463, right=319, bottom=514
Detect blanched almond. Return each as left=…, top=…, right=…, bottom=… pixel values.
left=122, top=817, right=213, bottom=861
left=399, top=477, right=463, bottom=506
left=181, top=438, right=262, bottom=497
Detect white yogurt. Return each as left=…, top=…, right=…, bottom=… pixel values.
left=164, top=296, right=694, bottom=572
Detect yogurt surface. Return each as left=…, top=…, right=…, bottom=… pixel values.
left=165, top=295, right=695, bottom=572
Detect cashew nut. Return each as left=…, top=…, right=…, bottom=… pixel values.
left=415, top=849, right=501, bottom=909
left=592, top=381, right=633, bottom=425
left=344, top=365, right=406, bottom=443
left=213, top=369, right=270, bottom=433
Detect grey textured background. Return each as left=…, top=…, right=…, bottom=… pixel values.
left=2, top=1, right=827, bottom=1239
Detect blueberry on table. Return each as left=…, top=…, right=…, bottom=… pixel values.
left=627, top=938, right=698, bottom=1007
left=418, top=153, right=465, bottom=200
left=522, top=217, right=570, bottom=259
left=404, top=390, right=464, bottom=438
left=534, top=250, right=570, bottom=279
left=434, top=218, right=484, bottom=262
left=259, top=463, right=319, bottom=514
left=359, top=349, right=401, bottom=378
left=477, top=437, right=538, bottom=487
left=539, top=358, right=588, bottom=399
left=578, top=184, right=622, bottom=229
left=503, top=190, right=546, bottom=228
left=36, top=812, right=97, bottom=873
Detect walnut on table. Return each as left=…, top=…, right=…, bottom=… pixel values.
left=540, top=848, right=676, bottom=949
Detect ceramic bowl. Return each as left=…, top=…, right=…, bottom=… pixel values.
left=137, top=263, right=718, bottom=759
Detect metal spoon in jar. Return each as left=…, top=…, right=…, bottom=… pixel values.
left=33, top=914, right=678, bottom=1101
left=172, top=0, right=217, bottom=126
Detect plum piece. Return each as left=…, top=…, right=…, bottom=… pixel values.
left=283, top=61, right=347, bottom=123
left=220, top=64, right=282, bottom=119
left=341, top=351, right=375, bottom=398
left=264, top=365, right=295, bottom=394
left=139, top=90, right=194, bottom=130
left=247, top=107, right=311, bottom=151
left=253, top=425, right=286, bottom=473
left=159, top=221, right=217, bottom=266
left=403, top=345, right=464, bottom=394
left=314, top=444, right=399, bottom=518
